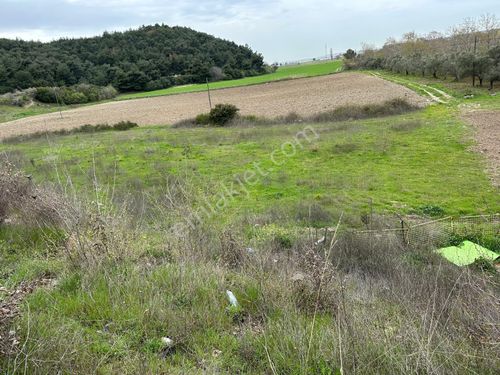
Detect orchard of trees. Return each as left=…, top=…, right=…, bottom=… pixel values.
left=0, top=24, right=265, bottom=94
left=345, top=14, right=500, bottom=89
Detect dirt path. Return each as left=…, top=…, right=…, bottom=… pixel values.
left=370, top=72, right=452, bottom=104
left=462, top=110, right=500, bottom=187
left=0, top=72, right=428, bottom=140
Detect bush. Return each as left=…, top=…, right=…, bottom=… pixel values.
left=61, top=90, right=88, bottom=105
left=208, top=103, right=239, bottom=126
left=112, top=121, right=139, bottom=131
left=35, top=85, right=118, bottom=104
left=195, top=113, right=210, bottom=125
left=0, top=89, right=37, bottom=107
left=34, top=87, right=57, bottom=103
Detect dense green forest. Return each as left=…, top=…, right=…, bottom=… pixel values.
left=0, top=24, right=265, bottom=94
left=346, top=15, right=500, bottom=88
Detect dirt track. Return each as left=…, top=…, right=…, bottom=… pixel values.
left=462, top=110, right=500, bottom=187
left=0, top=72, right=428, bottom=139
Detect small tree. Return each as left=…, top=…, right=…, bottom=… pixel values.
left=208, top=104, right=239, bottom=126
left=209, top=66, right=225, bottom=82
left=486, top=46, right=500, bottom=89
left=343, top=49, right=357, bottom=60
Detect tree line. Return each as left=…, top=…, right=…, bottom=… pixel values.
left=345, top=14, right=500, bottom=88
left=0, top=24, right=266, bottom=94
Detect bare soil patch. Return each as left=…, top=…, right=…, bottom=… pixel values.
left=0, top=72, right=428, bottom=139
left=462, top=110, right=500, bottom=187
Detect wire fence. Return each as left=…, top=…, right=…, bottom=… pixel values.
left=353, top=214, right=500, bottom=250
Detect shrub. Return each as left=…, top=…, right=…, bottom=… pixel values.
left=195, top=113, right=210, bottom=125
left=309, top=98, right=418, bottom=123
left=35, top=85, right=118, bottom=104
left=61, top=90, right=88, bottom=104
left=208, top=103, right=239, bottom=126
left=419, top=204, right=445, bottom=217
left=0, top=89, right=36, bottom=107
left=112, top=121, right=139, bottom=131
left=34, top=87, right=57, bottom=103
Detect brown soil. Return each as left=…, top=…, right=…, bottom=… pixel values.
left=462, top=110, right=500, bottom=187
left=0, top=72, right=428, bottom=139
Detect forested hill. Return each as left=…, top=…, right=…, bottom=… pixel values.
left=0, top=24, right=265, bottom=93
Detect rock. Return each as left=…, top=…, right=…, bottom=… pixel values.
left=291, top=272, right=306, bottom=282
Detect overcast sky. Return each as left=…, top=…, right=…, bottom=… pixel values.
left=0, top=0, right=498, bottom=62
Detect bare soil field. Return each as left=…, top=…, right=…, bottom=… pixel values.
left=0, top=72, right=427, bottom=139
left=462, top=110, right=500, bottom=187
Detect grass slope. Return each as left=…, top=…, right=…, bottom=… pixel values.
left=1, top=72, right=499, bottom=374
left=119, top=60, right=343, bottom=99
left=1, top=105, right=498, bottom=222
left=0, top=104, right=63, bottom=124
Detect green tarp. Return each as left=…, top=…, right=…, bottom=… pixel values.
left=436, top=241, right=499, bottom=266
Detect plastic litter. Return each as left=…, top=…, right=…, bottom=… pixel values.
left=435, top=241, right=498, bottom=266
left=226, top=290, right=239, bottom=307
left=161, top=337, right=174, bottom=348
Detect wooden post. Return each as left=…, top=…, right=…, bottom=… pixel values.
left=206, top=78, right=212, bottom=110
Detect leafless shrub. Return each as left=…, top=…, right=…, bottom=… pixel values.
left=0, top=160, right=69, bottom=226
left=218, top=229, right=246, bottom=268
left=293, top=244, right=338, bottom=313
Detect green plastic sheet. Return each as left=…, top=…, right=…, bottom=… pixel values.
left=436, top=241, right=499, bottom=266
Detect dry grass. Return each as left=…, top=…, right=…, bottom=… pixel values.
left=1, top=163, right=499, bottom=374
left=173, top=98, right=421, bottom=128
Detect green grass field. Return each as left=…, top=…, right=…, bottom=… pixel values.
left=1, top=72, right=499, bottom=374
left=0, top=104, right=64, bottom=124
left=2, top=102, right=498, bottom=224
left=119, top=60, right=343, bottom=99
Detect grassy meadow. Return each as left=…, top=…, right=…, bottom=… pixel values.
left=0, top=104, right=64, bottom=124
left=1, top=105, right=498, bottom=221
left=1, top=73, right=499, bottom=374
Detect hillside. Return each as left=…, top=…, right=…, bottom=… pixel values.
left=1, top=73, right=499, bottom=373
left=0, top=24, right=265, bottom=93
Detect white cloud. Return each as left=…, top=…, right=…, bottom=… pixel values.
left=0, top=0, right=497, bottom=61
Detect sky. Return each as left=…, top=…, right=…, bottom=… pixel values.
left=0, top=0, right=498, bottom=62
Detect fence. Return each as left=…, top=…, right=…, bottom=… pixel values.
left=353, top=214, right=500, bottom=250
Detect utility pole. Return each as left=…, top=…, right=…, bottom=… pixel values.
left=330, top=48, right=333, bottom=60
left=206, top=78, right=212, bottom=110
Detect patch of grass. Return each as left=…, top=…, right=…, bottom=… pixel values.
left=0, top=225, right=66, bottom=288
left=1, top=105, right=498, bottom=221
left=0, top=104, right=66, bottom=124
left=119, top=60, right=343, bottom=100
left=1, top=121, right=138, bottom=144
left=1, top=66, right=499, bottom=375
left=391, top=120, right=422, bottom=132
